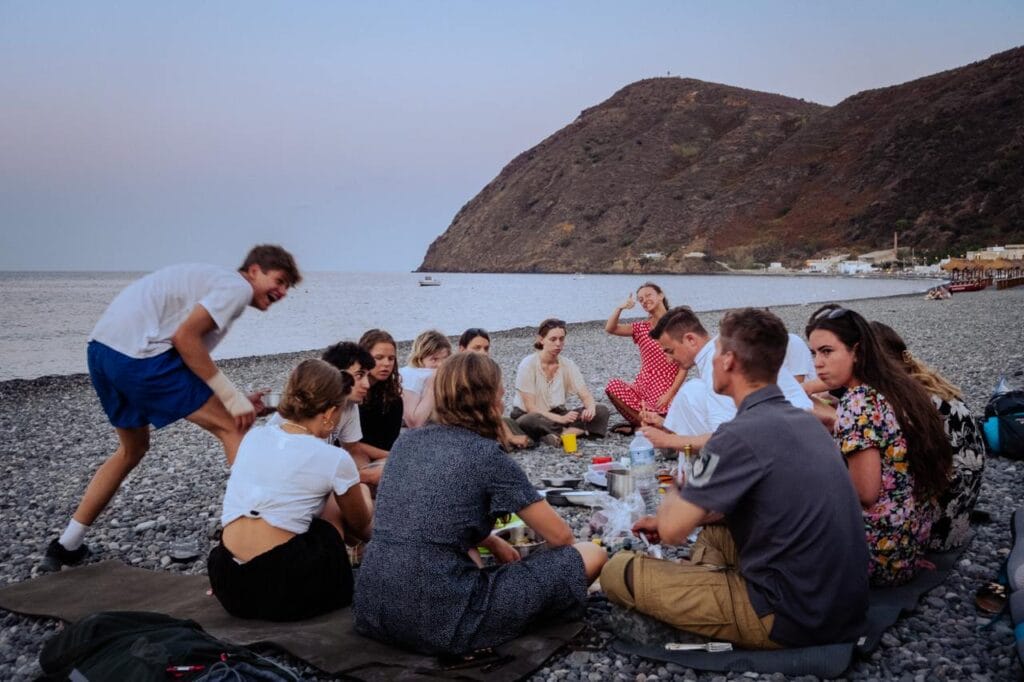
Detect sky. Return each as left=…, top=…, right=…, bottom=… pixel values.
left=2, top=2, right=1022, bottom=272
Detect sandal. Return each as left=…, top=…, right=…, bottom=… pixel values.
left=975, top=582, right=1008, bottom=614
left=610, top=422, right=636, bottom=436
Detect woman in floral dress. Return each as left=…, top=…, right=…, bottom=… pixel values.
left=603, top=282, right=686, bottom=433
left=870, top=322, right=986, bottom=551
left=806, top=305, right=952, bottom=586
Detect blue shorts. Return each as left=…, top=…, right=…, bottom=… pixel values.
left=87, top=341, right=213, bottom=429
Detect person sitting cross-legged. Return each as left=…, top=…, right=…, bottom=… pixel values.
left=601, top=308, right=869, bottom=649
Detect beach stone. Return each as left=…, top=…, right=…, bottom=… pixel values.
left=133, top=520, right=156, bottom=532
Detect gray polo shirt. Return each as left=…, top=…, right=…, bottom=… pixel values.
left=682, top=384, right=869, bottom=646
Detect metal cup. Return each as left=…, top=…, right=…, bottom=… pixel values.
left=606, top=469, right=635, bottom=499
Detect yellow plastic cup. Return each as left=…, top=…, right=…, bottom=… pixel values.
left=561, top=432, right=578, bottom=453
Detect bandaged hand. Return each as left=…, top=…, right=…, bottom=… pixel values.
left=206, top=370, right=255, bottom=417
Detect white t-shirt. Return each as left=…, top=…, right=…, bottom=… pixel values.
left=664, top=336, right=813, bottom=435
left=333, top=402, right=363, bottom=445
left=268, top=405, right=361, bottom=447
left=513, top=353, right=588, bottom=412
left=783, top=333, right=816, bottom=380
left=399, top=366, right=434, bottom=395
left=90, top=263, right=252, bottom=359
left=221, top=422, right=360, bottom=534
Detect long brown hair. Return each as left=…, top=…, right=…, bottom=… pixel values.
left=432, top=352, right=507, bottom=448
left=358, top=329, right=402, bottom=409
left=278, top=359, right=353, bottom=421
left=805, top=304, right=952, bottom=498
left=870, top=321, right=962, bottom=403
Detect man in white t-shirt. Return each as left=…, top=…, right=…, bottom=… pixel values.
left=639, top=307, right=812, bottom=454
left=783, top=333, right=816, bottom=383
left=321, top=342, right=389, bottom=486
left=43, top=245, right=301, bottom=572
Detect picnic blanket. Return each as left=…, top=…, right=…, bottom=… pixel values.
left=0, top=561, right=581, bottom=681
left=611, top=547, right=964, bottom=677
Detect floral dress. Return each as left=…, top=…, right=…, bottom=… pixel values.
left=928, top=396, right=986, bottom=551
left=834, top=385, right=934, bottom=586
left=605, top=319, right=680, bottom=415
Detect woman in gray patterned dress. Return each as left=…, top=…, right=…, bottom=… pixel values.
left=871, top=322, right=986, bottom=550
left=353, top=352, right=606, bottom=655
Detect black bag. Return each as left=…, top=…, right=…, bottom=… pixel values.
left=984, top=389, right=1024, bottom=459
left=38, top=611, right=296, bottom=681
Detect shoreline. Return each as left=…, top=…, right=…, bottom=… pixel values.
left=1, top=287, right=1023, bottom=680
left=0, top=289, right=938, bottom=390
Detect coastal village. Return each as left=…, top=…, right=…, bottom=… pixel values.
left=792, top=243, right=1024, bottom=290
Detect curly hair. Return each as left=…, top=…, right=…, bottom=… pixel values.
left=358, top=329, right=403, bottom=410
left=805, top=304, right=952, bottom=498
left=278, top=359, right=353, bottom=421
left=432, top=352, right=507, bottom=447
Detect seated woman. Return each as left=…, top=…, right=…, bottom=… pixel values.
left=459, top=327, right=532, bottom=449
left=511, top=318, right=610, bottom=447
left=358, top=329, right=404, bottom=452
left=871, top=321, right=986, bottom=551
left=806, top=305, right=951, bottom=586
left=399, top=329, right=452, bottom=428
left=604, top=282, right=686, bottom=433
left=208, top=359, right=374, bottom=621
left=353, top=352, right=606, bottom=655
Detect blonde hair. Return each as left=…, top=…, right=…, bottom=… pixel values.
left=432, top=352, right=507, bottom=447
left=408, top=329, right=452, bottom=368
left=278, top=359, right=353, bottom=420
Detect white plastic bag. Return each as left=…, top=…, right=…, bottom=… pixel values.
left=588, top=491, right=646, bottom=544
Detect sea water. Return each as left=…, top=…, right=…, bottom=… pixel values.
left=0, top=271, right=935, bottom=381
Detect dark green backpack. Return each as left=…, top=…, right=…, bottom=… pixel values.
left=39, top=611, right=297, bottom=681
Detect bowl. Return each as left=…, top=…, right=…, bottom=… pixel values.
left=496, top=526, right=548, bottom=557
left=542, top=476, right=582, bottom=489
left=561, top=491, right=603, bottom=508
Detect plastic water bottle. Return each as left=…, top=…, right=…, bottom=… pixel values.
left=629, top=431, right=658, bottom=514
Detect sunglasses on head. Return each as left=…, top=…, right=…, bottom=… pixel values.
left=813, top=307, right=851, bottom=321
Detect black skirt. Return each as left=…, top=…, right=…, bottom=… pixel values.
left=208, top=517, right=353, bottom=622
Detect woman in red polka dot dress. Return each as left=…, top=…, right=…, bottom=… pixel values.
left=603, top=282, right=686, bottom=434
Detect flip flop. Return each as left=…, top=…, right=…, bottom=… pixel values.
left=610, top=422, right=636, bottom=436
left=975, top=582, right=1008, bottom=614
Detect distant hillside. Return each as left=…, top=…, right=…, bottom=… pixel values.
left=420, top=46, right=1024, bottom=273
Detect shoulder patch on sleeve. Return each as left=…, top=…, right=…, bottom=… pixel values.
left=687, top=447, right=721, bottom=488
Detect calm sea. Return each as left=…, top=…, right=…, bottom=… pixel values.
left=0, top=271, right=935, bottom=381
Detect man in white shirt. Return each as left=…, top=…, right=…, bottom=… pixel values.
left=783, top=333, right=816, bottom=383
left=640, top=307, right=812, bottom=453
left=43, top=245, right=301, bottom=571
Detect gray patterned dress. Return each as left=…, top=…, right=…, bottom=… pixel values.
left=353, top=423, right=587, bottom=655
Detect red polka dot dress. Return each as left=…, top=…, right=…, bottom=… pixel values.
left=605, top=320, right=679, bottom=418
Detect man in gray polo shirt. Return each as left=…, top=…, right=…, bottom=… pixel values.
left=601, top=308, right=868, bottom=648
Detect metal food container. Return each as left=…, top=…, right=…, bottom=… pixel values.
left=606, top=469, right=635, bottom=499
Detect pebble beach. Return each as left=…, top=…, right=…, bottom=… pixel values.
left=2, top=287, right=1023, bottom=680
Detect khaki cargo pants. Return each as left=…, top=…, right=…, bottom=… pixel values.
left=601, top=526, right=780, bottom=649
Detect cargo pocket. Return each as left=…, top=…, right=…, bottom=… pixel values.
left=634, top=557, right=732, bottom=630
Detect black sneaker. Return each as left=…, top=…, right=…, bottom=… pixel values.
left=39, top=539, right=90, bottom=573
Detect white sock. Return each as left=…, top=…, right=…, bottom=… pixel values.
left=58, top=519, right=90, bottom=550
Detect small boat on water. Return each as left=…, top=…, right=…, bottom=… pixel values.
left=418, top=275, right=441, bottom=287
left=948, top=279, right=990, bottom=293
